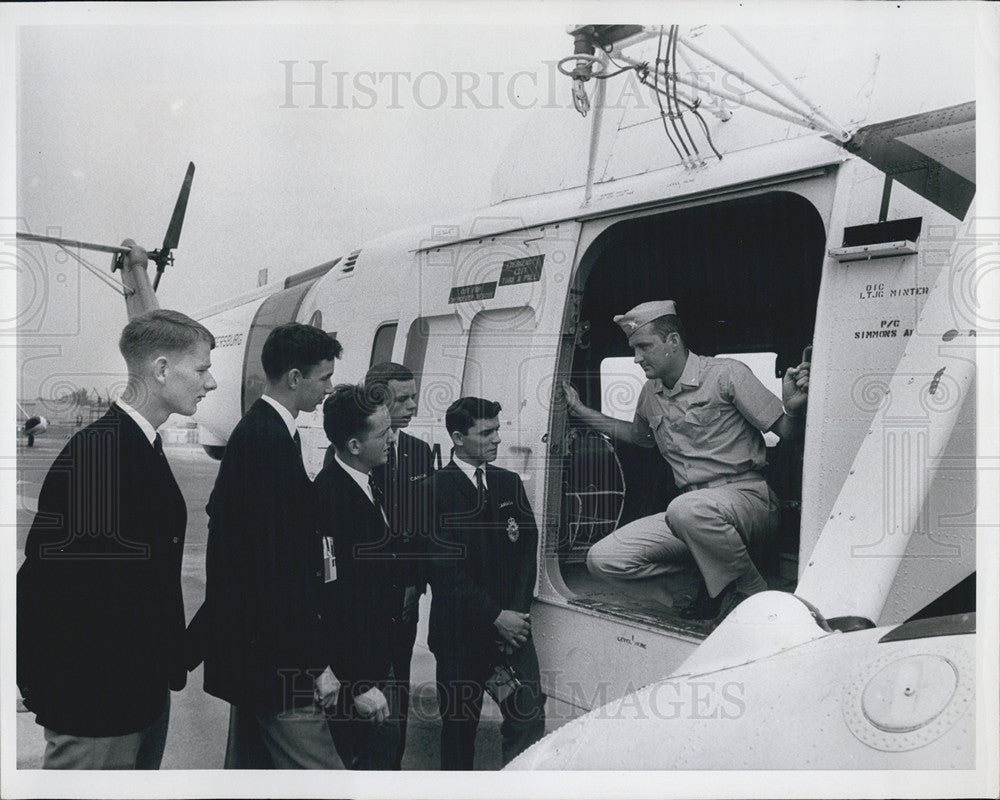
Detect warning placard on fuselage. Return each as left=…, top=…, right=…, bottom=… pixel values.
left=448, top=281, right=497, bottom=304
left=447, top=255, right=543, bottom=303
left=499, top=255, right=544, bottom=286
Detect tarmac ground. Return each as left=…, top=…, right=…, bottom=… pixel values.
left=14, top=433, right=569, bottom=770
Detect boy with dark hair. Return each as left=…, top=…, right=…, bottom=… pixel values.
left=316, top=384, right=398, bottom=769
left=195, top=322, right=343, bottom=769
left=321, top=382, right=381, bottom=449
left=261, top=322, right=343, bottom=382
left=426, top=396, right=545, bottom=769
left=444, top=396, right=502, bottom=439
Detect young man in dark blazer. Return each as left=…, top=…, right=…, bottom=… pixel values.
left=193, top=322, right=343, bottom=769
left=17, top=305, right=217, bottom=769
left=363, top=361, right=435, bottom=768
left=426, top=397, right=546, bottom=770
left=315, top=383, right=398, bottom=769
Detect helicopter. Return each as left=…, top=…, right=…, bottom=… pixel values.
left=15, top=400, right=48, bottom=447
left=14, top=20, right=991, bottom=781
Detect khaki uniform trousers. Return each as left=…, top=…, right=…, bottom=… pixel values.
left=587, top=475, right=779, bottom=601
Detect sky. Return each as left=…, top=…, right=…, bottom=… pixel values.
left=9, top=7, right=576, bottom=404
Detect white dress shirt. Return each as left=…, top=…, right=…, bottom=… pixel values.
left=333, top=452, right=378, bottom=506
left=115, top=399, right=157, bottom=446
left=333, top=454, right=389, bottom=526
left=452, top=456, right=489, bottom=491
left=261, top=394, right=298, bottom=440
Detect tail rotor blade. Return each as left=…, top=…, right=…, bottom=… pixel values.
left=152, top=162, right=195, bottom=287
left=163, top=162, right=195, bottom=254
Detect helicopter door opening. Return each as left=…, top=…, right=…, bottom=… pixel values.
left=240, top=280, right=324, bottom=415
left=554, top=190, right=825, bottom=621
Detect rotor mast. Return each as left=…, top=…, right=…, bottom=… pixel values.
left=561, top=24, right=853, bottom=204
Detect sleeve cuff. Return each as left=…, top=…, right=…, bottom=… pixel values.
left=482, top=602, right=504, bottom=629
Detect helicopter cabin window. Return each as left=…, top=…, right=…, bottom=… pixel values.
left=370, top=322, right=397, bottom=367
left=403, top=313, right=464, bottom=421
left=555, top=190, right=825, bottom=623
left=462, top=307, right=536, bottom=474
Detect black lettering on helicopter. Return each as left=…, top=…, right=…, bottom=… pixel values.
left=888, top=285, right=930, bottom=297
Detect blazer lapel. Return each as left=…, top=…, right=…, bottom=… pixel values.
left=442, top=461, right=498, bottom=520
left=252, top=399, right=308, bottom=481
left=333, top=458, right=385, bottom=530
left=442, top=461, right=485, bottom=516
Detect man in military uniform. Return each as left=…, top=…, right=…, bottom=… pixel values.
left=562, top=300, right=810, bottom=623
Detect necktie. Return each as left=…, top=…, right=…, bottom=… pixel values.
left=387, top=440, right=397, bottom=474
left=153, top=433, right=165, bottom=457
left=369, top=472, right=386, bottom=512
left=292, top=430, right=302, bottom=456
left=475, top=467, right=490, bottom=514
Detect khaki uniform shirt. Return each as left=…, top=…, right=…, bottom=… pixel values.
left=632, top=352, right=784, bottom=488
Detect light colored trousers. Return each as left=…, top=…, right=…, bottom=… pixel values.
left=224, top=703, right=344, bottom=769
left=43, top=695, right=170, bottom=769
left=587, top=476, right=779, bottom=602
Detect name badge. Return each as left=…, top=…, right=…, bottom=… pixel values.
left=323, top=536, right=337, bottom=583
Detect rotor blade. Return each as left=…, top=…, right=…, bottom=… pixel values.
left=156, top=161, right=195, bottom=269
left=16, top=231, right=130, bottom=256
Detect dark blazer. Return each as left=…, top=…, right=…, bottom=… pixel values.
left=425, top=461, right=538, bottom=660
left=314, top=457, right=403, bottom=700
left=373, top=430, right=435, bottom=587
left=325, top=430, right=435, bottom=587
left=17, top=405, right=187, bottom=737
left=191, top=399, right=328, bottom=714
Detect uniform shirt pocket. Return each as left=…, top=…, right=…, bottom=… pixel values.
left=647, top=413, right=674, bottom=451
left=683, top=403, right=721, bottom=426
